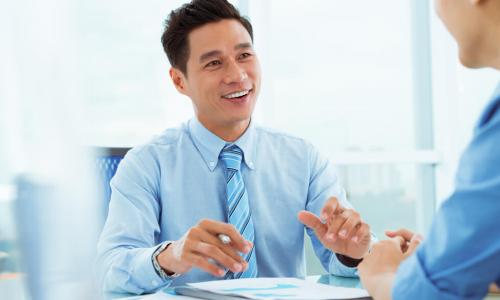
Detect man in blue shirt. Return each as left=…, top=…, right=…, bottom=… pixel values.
left=358, top=0, right=500, bottom=299
left=97, top=0, right=372, bottom=294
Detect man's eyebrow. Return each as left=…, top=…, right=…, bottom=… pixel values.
left=199, top=50, right=222, bottom=63
left=235, top=42, right=253, bottom=50
left=199, top=43, right=253, bottom=63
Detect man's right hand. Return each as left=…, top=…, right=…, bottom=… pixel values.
left=157, top=219, right=252, bottom=277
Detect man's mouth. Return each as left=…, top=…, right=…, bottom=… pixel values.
left=222, top=89, right=252, bottom=100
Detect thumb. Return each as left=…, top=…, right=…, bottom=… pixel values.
left=297, top=210, right=327, bottom=236
left=385, top=230, right=397, bottom=237
left=404, top=234, right=423, bottom=258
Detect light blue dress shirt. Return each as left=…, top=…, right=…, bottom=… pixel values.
left=97, top=118, right=358, bottom=294
left=393, top=83, right=500, bottom=300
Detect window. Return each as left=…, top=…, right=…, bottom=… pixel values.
left=244, top=0, right=437, bottom=273
left=74, top=0, right=196, bottom=146
left=250, top=0, right=415, bottom=151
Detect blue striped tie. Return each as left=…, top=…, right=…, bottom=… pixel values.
left=219, top=144, right=258, bottom=279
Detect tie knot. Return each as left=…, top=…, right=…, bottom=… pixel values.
left=219, top=144, right=243, bottom=171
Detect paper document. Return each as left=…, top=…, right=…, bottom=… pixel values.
left=174, top=277, right=371, bottom=300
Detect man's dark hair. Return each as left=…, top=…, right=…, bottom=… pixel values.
left=161, top=0, right=253, bottom=75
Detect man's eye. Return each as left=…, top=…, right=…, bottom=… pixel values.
left=239, top=53, right=252, bottom=59
left=205, top=60, right=221, bottom=68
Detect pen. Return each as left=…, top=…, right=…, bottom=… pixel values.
left=218, top=233, right=231, bottom=245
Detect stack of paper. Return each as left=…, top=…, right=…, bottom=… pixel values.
left=173, top=277, right=371, bottom=300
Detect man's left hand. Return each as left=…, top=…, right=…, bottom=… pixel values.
left=297, top=196, right=371, bottom=260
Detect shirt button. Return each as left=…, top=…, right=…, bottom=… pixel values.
left=248, top=162, right=254, bottom=167
left=152, top=280, right=158, bottom=286
left=209, top=161, right=215, bottom=167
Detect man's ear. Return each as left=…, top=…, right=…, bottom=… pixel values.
left=169, top=67, right=188, bottom=96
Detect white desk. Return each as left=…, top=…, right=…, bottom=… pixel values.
left=1, top=274, right=499, bottom=300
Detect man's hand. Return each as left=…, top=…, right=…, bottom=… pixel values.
left=358, top=231, right=422, bottom=300
left=157, top=219, right=252, bottom=277
left=297, top=197, right=371, bottom=259
left=385, top=228, right=422, bottom=254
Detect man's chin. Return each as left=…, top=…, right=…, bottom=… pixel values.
left=229, top=115, right=253, bottom=126
left=224, top=106, right=255, bottom=123
left=219, top=115, right=252, bottom=129
left=458, top=49, right=485, bottom=69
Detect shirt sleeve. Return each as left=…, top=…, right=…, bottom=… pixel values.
left=392, top=99, right=500, bottom=300
left=96, top=147, right=174, bottom=294
left=304, top=143, right=360, bottom=277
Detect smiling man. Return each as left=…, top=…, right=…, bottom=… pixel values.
left=97, top=0, right=372, bottom=294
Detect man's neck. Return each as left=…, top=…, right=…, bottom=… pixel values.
left=485, top=43, right=500, bottom=71
left=198, top=118, right=251, bottom=142
left=491, top=43, right=500, bottom=70
left=484, top=9, right=500, bottom=71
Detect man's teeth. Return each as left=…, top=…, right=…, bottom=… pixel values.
left=223, top=90, right=250, bottom=99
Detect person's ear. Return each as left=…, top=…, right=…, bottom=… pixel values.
left=169, top=67, right=189, bottom=96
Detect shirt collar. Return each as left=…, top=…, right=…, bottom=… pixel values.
left=477, top=81, right=500, bottom=129
left=188, top=117, right=256, bottom=172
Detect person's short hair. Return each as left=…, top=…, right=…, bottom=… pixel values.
left=161, top=0, right=254, bottom=75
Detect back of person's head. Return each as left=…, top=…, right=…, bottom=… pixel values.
left=161, top=0, right=253, bottom=75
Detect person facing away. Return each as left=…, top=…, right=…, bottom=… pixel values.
left=358, top=0, right=500, bottom=299
left=97, top=0, right=373, bottom=294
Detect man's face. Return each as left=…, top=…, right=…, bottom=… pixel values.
left=434, top=0, right=484, bottom=68
left=172, top=19, right=261, bottom=133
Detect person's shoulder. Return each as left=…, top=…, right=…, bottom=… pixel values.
left=457, top=87, right=500, bottom=185
left=254, top=125, right=311, bottom=147
left=253, top=125, right=319, bottom=159
left=127, top=122, right=188, bottom=159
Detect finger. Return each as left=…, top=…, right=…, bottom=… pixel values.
left=389, top=234, right=409, bottom=253
left=196, top=228, right=247, bottom=264
left=385, top=228, right=416, bottom=242
left=337, top=209, right=361, bottom=240
left=390, top=236, right=406, bottom=252
left=184, top=252, right=226, bottom=277
left=198, top=219, right=250, bottom=253
left=401, top=242, right=409, bottom=253
left=320, top=197, right=340, bottom=221
left=193, top=242, right=245, bottom=273
left=326, top=210, right=350, bottom=241
left=352, top=223, right=370, bottom=244
left=297, top=210, right=327, bottom=237
left=403, top=234, right=423, bottom=258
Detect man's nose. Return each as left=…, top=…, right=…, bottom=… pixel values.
left=223, top=60, right=248, bottom=84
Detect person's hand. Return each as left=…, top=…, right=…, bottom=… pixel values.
left=297, top=197, right=371, bottom=259
left=358, top=234, right=422, bottom=300
left=157, top=219, right=252, bottom=277
left=385, top=228, right=422, bottom=254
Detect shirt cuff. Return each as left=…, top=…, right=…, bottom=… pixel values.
left=132, top=246, right=174, bottom=292
left=328, top=252, right=359, bottom=277
left=393, top=253, right=460, bottom=300
left=152, top=241, right=181, bottom=279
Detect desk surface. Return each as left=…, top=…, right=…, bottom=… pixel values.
left=1, top=274, right=499, bottom=299
left=106, top=275, right=500, bottom=300
left=106, top=276, right=333, bottom=299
